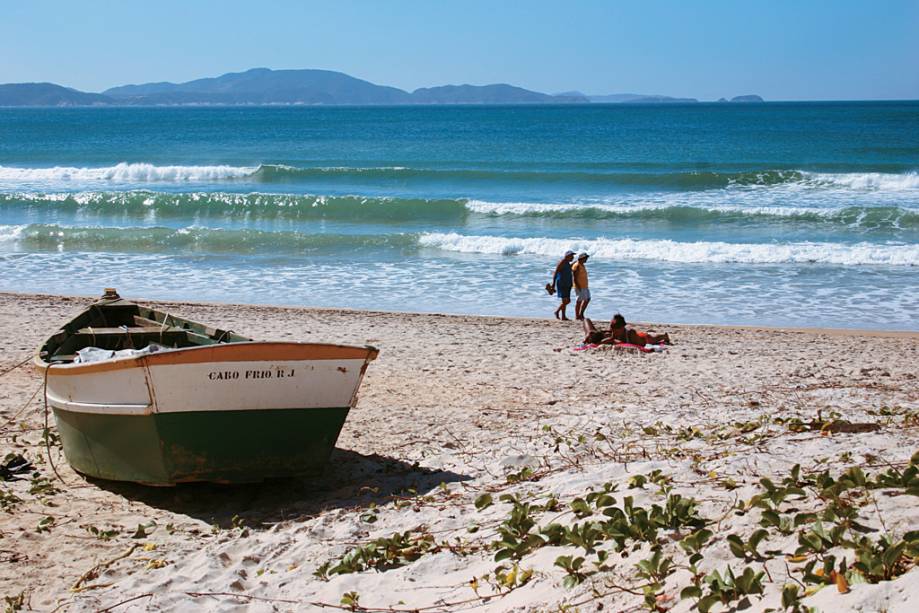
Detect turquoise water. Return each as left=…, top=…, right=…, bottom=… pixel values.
left=0, top=103, right=917, bottom=329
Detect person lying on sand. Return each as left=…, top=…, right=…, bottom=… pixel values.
left=609, top=313, right=671, bottom=346
left=581, top=318, right=617, bottom=345
left=582, top=315, right=672, bottom=347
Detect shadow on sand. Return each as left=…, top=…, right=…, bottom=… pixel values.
left=89, top=448, right=470, bottom=530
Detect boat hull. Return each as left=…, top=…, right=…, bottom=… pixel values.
left=39, top=341, right=377, bottom=485
left=53, top=406, right=350, bottom=484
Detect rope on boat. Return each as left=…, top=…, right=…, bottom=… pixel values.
left=0, top=380, right=42, bottom=435
left=42, top=362, right=67, bottom=484
left=0, top=354, right=33, bottom=378
left=89, top=303, right=109, bottom=327
left=119, top=324, right=134, bottom=350
left=0, top=358, right=68, bottom=483
left=159, top=311, right=171, bottom=343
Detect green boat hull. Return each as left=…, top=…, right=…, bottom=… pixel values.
left=52, top=407, right=350, bottom=485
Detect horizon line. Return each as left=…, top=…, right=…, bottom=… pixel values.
left=1, top=65, right=915, bottom=104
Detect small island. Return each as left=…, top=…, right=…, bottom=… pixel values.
left=719, top=94, right=765, bottom=103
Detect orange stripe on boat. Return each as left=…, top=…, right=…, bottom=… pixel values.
left=36, top=342, right=378, bottom=376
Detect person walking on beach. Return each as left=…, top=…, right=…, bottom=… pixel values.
left=572, top=252, right=590, bottom=320
left=551, top=250, right=575, bottom=320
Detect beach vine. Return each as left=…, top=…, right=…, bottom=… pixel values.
left=308, top=446, right=919, bottom=612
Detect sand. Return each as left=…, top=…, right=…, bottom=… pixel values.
left=0, top=291, right=916, bottom=612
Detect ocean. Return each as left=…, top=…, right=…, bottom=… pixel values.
left=0, top=102, right=916, bottom=329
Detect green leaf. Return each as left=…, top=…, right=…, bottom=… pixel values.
left=680, top=585, right=703, bottom=600
left=474, top=493, right=493, bottom=511
left=570, top=498, right=592, bottom=518
left=781, top=584, right=800, bottom=607
left=882, top=541, right=906, bottom=569
left=698, top=594, right=720, bottom=613
left=594, top=493, right=616, bottom=508
left=727, top=534, right=746, bottom=559
left=749, top=528, right=769, bottom=553
left=628, top=474, right=648, bottom=489
left=760, top=509, right=781, bottom=527
left=846, top=467, right=867, bottom=487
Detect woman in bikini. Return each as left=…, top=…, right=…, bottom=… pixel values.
left=581, top=315, right=671, bottom=346
left=609, top=313, right=671, bottom=346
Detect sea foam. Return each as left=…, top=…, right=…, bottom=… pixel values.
left=0, top=224, right=26, bottom=242
left=0, top=163, right=258, bottom=184
left=465, top=199, right=840, bottom=218
left=418, top=232, right=919, bottom=266
left=804, top=171, right=919, bottom=191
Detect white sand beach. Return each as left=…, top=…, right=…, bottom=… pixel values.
left=0, top=291, right=917, bottom=612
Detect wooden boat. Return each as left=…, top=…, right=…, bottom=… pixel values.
left=34, top=289, right=378, bottom=485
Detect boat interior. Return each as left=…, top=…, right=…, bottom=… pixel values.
left=39, top=294, right=252, bottom=364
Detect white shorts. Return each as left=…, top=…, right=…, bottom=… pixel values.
left=575, top=287, right=591, bottom=301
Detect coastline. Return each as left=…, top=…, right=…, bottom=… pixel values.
left=1, top=291, right=916, bottom=611
left=2, top=290, right=916, bottom=338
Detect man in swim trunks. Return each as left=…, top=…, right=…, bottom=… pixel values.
left=551, top=250, right=575, bottom=320
left=571, top=252, right=591, bottom=321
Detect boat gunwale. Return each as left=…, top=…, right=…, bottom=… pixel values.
left=34, top=340, right=379, bottom=376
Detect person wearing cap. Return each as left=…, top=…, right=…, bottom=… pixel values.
left=551, top=250, right=575, bottom=320
left=571, top=252, right=591, bottom=320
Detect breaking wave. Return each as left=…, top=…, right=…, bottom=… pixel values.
left=465, top=200, right=919, bottom=229
left=0, top=162, right=917, bottom=192
left=0, top=163, right=257, bottom=183
left=252, top=167, right=919, bottom=191
left=418, top=232, right=919, bottom=266
left=1, top=192, right=916, bottom=229
left=0, top=224, right=417, bottom=253
left=2, top=223, right=915, bottom=265
left=0, top=192, right=469, bottom=223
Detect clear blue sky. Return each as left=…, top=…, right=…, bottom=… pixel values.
left=3, top=0, right=918, bottom=100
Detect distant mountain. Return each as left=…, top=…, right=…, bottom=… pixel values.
left=0, top=83, right=112, bottom=106
left=0, top=69, right=758, bottom=107
left=588, top=93, right=698, bottom=104
left=0, top=68, right=586, bottom=107
left=104, top=68, right=412, bottom=105
left=102, top=68, right=585, bottom=106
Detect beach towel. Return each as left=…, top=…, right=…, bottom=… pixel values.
left=573, top=342, right=665, bottom=353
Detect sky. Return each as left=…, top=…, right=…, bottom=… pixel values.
left=2, top=0, right=918, bottom=101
